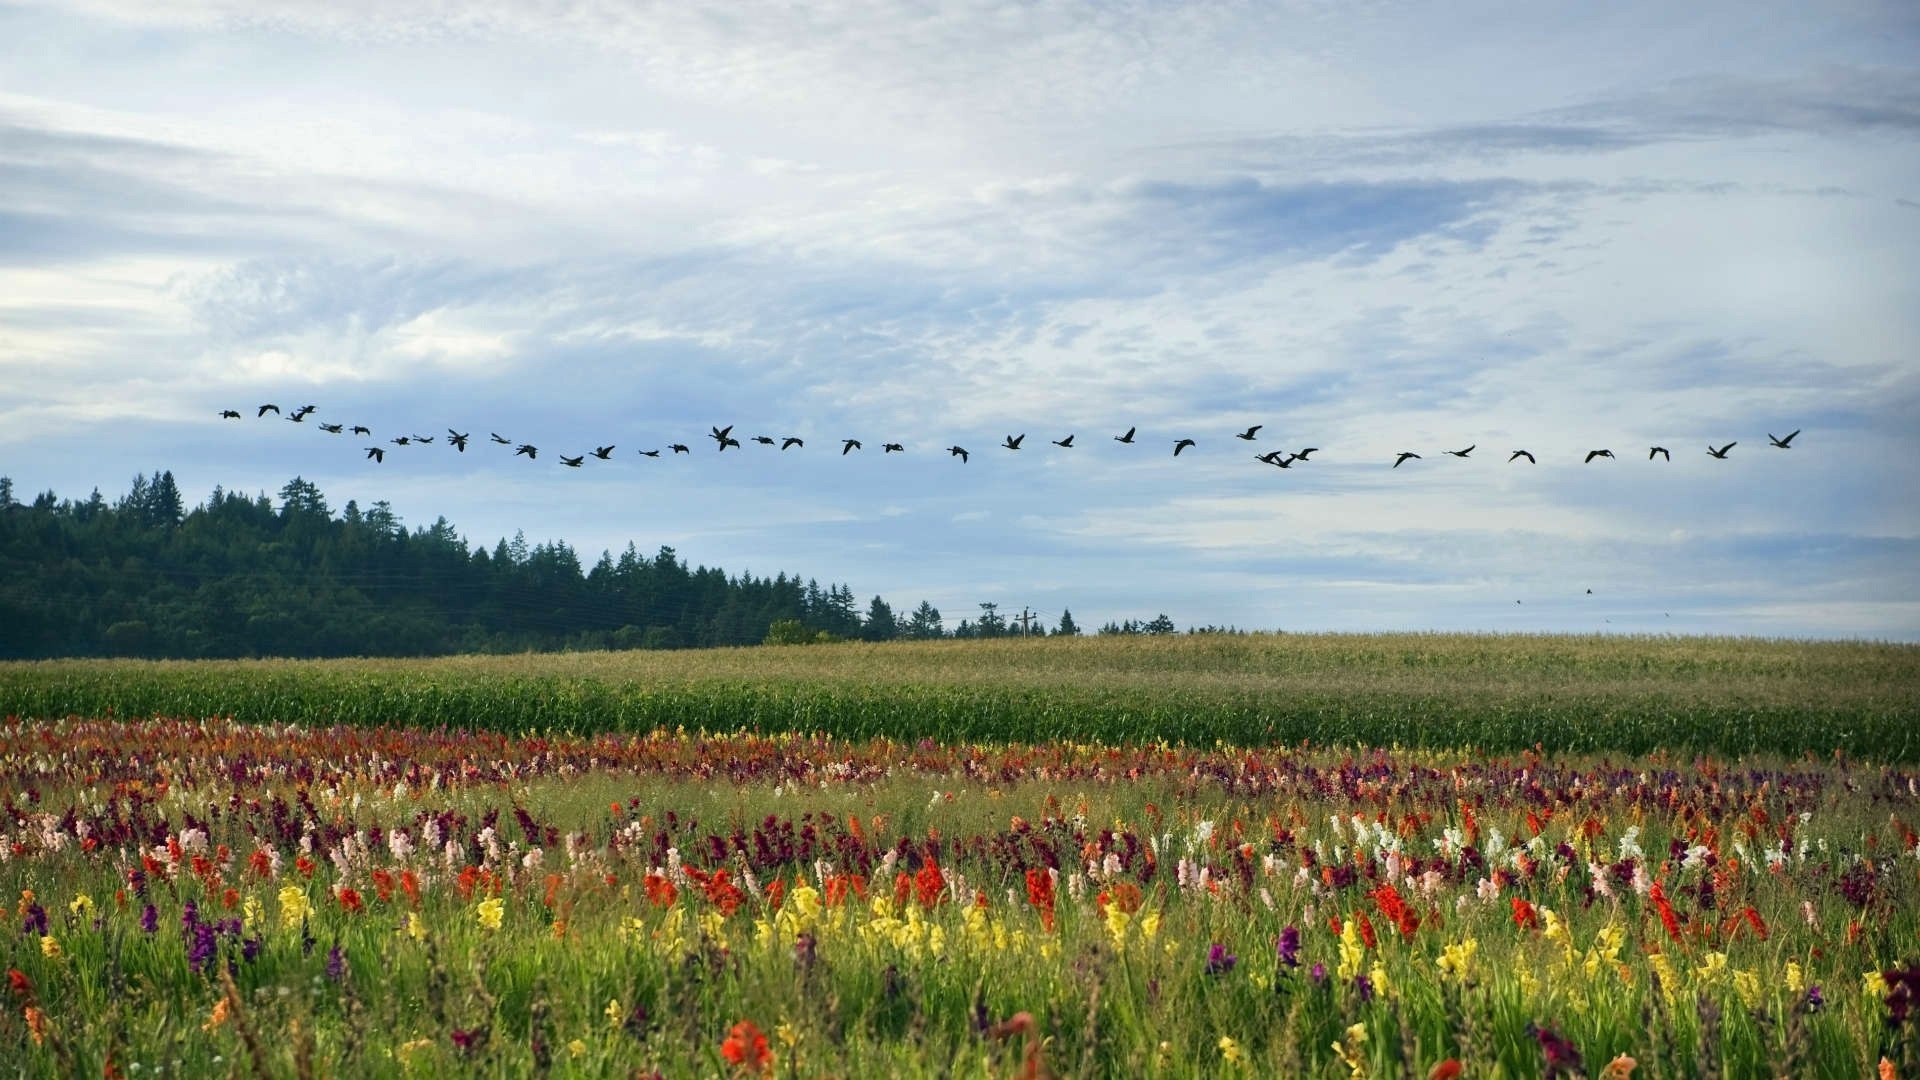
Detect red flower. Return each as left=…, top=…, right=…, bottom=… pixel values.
left=643, top=874, right=678, bottom=908
left=1357, top=912, right=1378, bottom=950
left=7, top=968, right=31, bottom=1001
left=337, top=887, right=364, bottom=914
left=720, top=1020, right=772, bottom=1073
left=248, top=849, right=271, bottom=878
left=1511, top=896, right=1539, bottom=930
left=371, top=869, right=395, bottom=903
left=294, top=855, right=316, bottom=878
left=1025, top=868, right=1056, bottom=932
left=914, top=861, right=946, bottom=910
left=1428, top=1060, right=1464, bottom=1080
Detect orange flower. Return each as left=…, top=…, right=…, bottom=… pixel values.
left=1879, top=1058, right=1896, bottom=1080
left=1428, top=1060, right=1464, bottom=1080
left=720, top=1020, right=772, bottom=1073
left=1599, top=1054, right=1638, bottom=1079
left=23, top=1005, right=48, bottom=1046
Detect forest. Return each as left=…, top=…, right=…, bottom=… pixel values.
left=0, top=472, right=1180, bottom=659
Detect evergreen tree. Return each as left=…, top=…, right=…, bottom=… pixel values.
left=861, top=596, right=898, bottom=641
left=975, top=602, right=1007, bottom=638
left=1054, top=608, right=1080, bottom=636
left=905, top=601, right=944, bottom=640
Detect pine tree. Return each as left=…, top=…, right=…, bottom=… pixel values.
left=1054, top=608, right=1080, bottom=636
left=905, top=601, right=944, bottom=640
left=862, top=596, right=898, bottom=641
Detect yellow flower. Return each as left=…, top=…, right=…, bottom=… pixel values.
left=242, top=894, right=263, bottom=931
left=1438, top=938, right=1477, bottom=983
left=405, top=911, right=428, bottom=942
left=1138, top=910, right=1162, bottom=941
left=1336, top=919, right=1365, bottom=982
left=68, top=894, right=94, bottom=919
left=1693, top=951, right=1728, bottom=986
left=1103, top=903, right=1131, bottom=949
left=1647, top=953, right=1681, bottom=1007
left=700, top=910, right=727, bottom=942
left=278, top=885, right=312, bottom=930
left=39, top=935, right=60, bottom=959
left=776, top=1021, right=799, bottom=1048
left=1865, top=970, right=1889, bottom=1000
left=475, top=897, right=505, bottom=932
left=1332, top=1022, right=1369, bottom=1079
left=788, top=884, right=821, bottom=922
left=567, top=1039, right=586, bottom=1058
left=1733, top=969, right=1762, bottom=1009
left=605, top=998, right=622, bottom=1028
left=1369, top=962, right=1393, bottom=1000
left=398, top=1037, right=434, bottom=1061
left=1218, top=1035, right=1243, bottom=1064
left=1785, top=961, right=1806, bottom=994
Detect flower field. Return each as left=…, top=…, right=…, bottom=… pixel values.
left=4, top=716, right=1919, bottom=1077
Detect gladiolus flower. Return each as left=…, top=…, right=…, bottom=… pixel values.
left=23, top=1005, right=48, bottom=1046
left=1218, top=1035, right=1243, bottom=1064
left=475, top=897, right=505, bottom=932
left=720, top=1019, right=773, bottom=1073
left=1599, top=1054, right=1638, bottom=1079
left=1428, top=1061, right=1464, bottom=1080
left=204, top=997, right=231, bottom=1031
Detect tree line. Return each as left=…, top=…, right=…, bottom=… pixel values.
left=0, top=473, right=1207, bottom=659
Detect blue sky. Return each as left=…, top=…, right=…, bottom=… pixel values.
left=3, top=0, right=1918, bottom=639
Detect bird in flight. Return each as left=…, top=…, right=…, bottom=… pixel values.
left=1707, top=442, right=1736, bottom=459
left=883, top=443, right=904, bottom=453
left=752, top=436, right=776, bottom=446
left=1052, top=435, right=1074, bottom=448
left=319, top=423, right=343, bottom=434
left=412, top=434, right=435, bottom=444
left=781, top=437, right=803, bottom=450
left=1584, top=449, right=1614, bottom=463
left=352, top=425, right=371, bottom=436
left=948, top=445, right=970, bottom=463
left=448, top=431, right=469, bottom=452
left=842, top=439, right=862, bottom=455
left=291, top=405, right=317, bottom=420
left=515, top=444, right=538, bottom=459
left=1394, top=452, right=1420, bottom=468
left=638, top=449, right=661, bottom=458
left=286, top=412, right=308, bottom=423
left=1173, top=438, right=1196, bottom=456
left=364, top=447, right=385, bottom=463
left=1003, top=434, right=1025, bottom=450
left=390, top=436, right=411, bottom=446
left=257, top=404, right=280, bottom=417
left=717, top=435, right=741, bottom=451
left=592, top=445, right=615, bottom=460
left=710, top=424, right=733, bottom=442
left=1292, top=447, right=1319, bottom=460
left=220, top=410, right=241, bottom=419
left=1114, top=427, right=1136, bottom=444
left=1648, top=446, right=1670, bottom=461
left=559, top=455, right=584, bottom=468
left=670, top=444, right=690, bottom=454
left=1508, top=450, right=1535, bottom=464
left=1445, top=444, right=1475, bottom=458
left=1769, top=429, right=1801, bottom=448
left=490, top=433, right=512, bottom=444
left=1256, top=451, right=1291, bottom=468
left=1236, top=425, right=1262, bottom=441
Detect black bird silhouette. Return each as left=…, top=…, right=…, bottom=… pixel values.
left=1003, top=434, right=1024, bottom=450
left=319, top=423, right=343, bottom=434
left=515, top=444, right=538, bottom=459
left=291, top=405, right=317, bottom=419
left=220, top=409, right=241, bottom=419
left=1584, top=449, right=1614, bottom=463
left=1649, top=446, right=1670, bottom=461
left=1173, top=438, right=1195, bottom=456
left=709, top=425, right=733, bottom=446
left=364, top=447, right=384, bottom=462
left=948, top=445, right=970, bottom=463
left=883, top=443, right=904, bottom=453
left=1769, top=429, right=1800, bottom=448
left=1707, top=442, right=1736, bottom=459
left=413, top=435, right=435, bottom=444
left=1445, top=444, right=1475, bottom=458
left=490, top=433, right=511, bottom=444
left=781, top=437, right=803, bottom=450
left=842, top=439, right=862, bottom=455
left=638, top=449, right=661, bottom=458
left=1256, top=451, right=1291, bottom=468
left=1114, top=426, right=1136, bottom=444
left=1508, top=450, right=1535, bottom=464
left=1292, top=447, right=1319, bottom=460
left=1236, top=425, right=1262, bottom=441
left=670, top=444, right=690, bottom=454
left=257, top=404, right=279, bottom=417
left=448, top=431, right=469, bottom=452
left=752, top=436, right=776, bottom=446
left=718, top=436, right=741, bottom=451
left=1052, top=435, right=1074, bottom=448
left=390, top=436, right=411, bottom=446
left=351, top=425, right=371, bottom=436
left=560, top=455, right=584, bottom=468
left=287, top=412, right=308, bottom=423
left=1393, top=452, right=1420, bottom=468
left=592, top=445, right=615, bottom=460
left=1586, top=589, right=1593, bottom=595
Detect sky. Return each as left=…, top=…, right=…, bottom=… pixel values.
left=3, top=1, right=1918, bottom=640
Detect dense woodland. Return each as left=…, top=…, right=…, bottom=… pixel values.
left=0, top=473, right=1193, bottom=659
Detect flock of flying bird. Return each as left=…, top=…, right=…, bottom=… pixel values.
left=220, top=406, right=1805, bottom=470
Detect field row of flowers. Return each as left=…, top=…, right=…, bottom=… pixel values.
left=3, top=717, right=1918, bottom=1077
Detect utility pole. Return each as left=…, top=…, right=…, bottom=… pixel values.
left=1017, top=608, right=1035, bottom=636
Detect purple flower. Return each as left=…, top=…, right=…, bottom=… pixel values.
left=242, top=936, right=264, bottom=963
left=326, top=944, right=348, bottom=982
left=21, top=903, right=47, bottom=937
left=187, top=923, right=219, bottom=974
left=180, top=900, right=200, bottom=933
left=1205, top=942, right=1237, bottom=976
left=1310, top=962, right=1328, bottom=985
left=1530, top=1022, right=1584, bottom=1078
left=1354, top=974, right=1374, bottom=1002
left=1804, top=985, right=1824, bottom=1013
left=140, top=904, right=158, bottom=934
left=128, top=869, right=148, bottom=898
left=1276, top=925, right=1301, bottom=968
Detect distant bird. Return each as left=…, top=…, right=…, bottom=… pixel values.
left=1173, top=438, right=1195, bottom=457
left=948, top=445, right=970, bottom=463
left=351, top=425, right=371, bottom=436
left=319, top=423, right=343, bottom=434
left=1649, top=446, right=1670, bottom=461
left=717, top=436, right=741, bottom=451
left=1586, top=589, right=1593, bottom=595
left=1769, top=429, right=1800, bottom=449
left=670, top=444, right=690, bottom=454
left=1292, top=448, right=1319, bottom=460
left=1003, top=434, right=1024, bottom=450
left=709, top=425, right=733, bottom=447
left=1052, top=435, right=1074, bottom=448
left=413, top=435, right=435, bottom=444
left=781, top=437, right=804, bottom=450
left=1445, top=444, right=1475, bottom=458
left=638, top=449, right=661, bottom=458
left=1584, top=449, right=1614, bottom=463
left=1256, top=451, right=1291, bottom=468
left=1236, top=425, right=1262, bottom=441
left=219, top=410, right=241, bottom=419
left=842, top=439, right=862, bottom=455
left=257, top=404, right=280, bottom=417
left=291, top=405, right=317, bottom=420
left=560, top=455, right=584, bottom=468
left=1509, top=450, right=1535, bottom=464
left=390, top=436, right=411, bottom=446
left=516, top=444, right=538, bottom=459
left=1707, top=442, right=1736, bottom=459
left=883, top=443, right=904, bottom=453
left=1114, top=427, right=1136, bottom=444
left=364, top=447, right=385, bottom=463
left=448, top=431, right=469, bottom=452
left=752, top=436, right=776, bottom=446
left=286, top=412, right=307, bottom=423
left=1394, top=452, right=1420, bottom=468
left=490, top=433, right=511, bottom=444
left=592, top=445, right=615, bottom=460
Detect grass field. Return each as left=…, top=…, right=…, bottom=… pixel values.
left=4, top=633, right=1918, bottom=759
